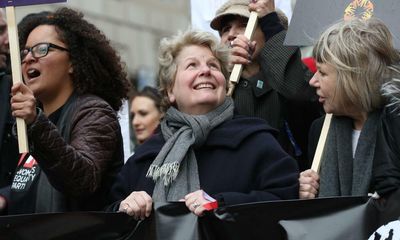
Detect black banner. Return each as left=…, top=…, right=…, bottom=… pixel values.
left=0, top=194, right=399, bottom=240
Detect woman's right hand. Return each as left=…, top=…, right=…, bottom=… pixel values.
left=299, top=169, right=320, bottom=199
left=118, top=191, right=153, bottom=220
left=11, top=82, right=37, bottom=125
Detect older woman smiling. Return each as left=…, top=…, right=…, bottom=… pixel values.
left=109, top=29, right=299, bottom=219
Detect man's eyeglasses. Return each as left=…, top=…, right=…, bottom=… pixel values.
left=21, top=42, right=69, bottom=60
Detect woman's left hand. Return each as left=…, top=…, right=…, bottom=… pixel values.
left=184, top=190, right=212, bottom=216
left=11, top=82, right=37, bottom=125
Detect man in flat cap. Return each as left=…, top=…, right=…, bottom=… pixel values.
left=211, top=0, right=320, bottom=170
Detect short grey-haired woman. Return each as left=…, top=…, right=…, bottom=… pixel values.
left=109, top=29, right=299, bottom=218
left=299, top=18, right=400, bottom=199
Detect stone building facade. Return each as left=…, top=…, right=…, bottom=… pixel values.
left=15, top=0, right=191, bottom=87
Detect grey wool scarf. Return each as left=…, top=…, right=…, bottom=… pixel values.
left=147, top=97, right=234, bottom=201
left=319, top=111, right=381, bottom=197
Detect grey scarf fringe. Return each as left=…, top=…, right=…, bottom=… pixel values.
left=147, top=162, right=180, bottom=186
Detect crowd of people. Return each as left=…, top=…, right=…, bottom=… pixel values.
left=0, top=0, right=399, bottom=225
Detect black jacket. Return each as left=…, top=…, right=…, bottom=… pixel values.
left=109, top=115, right=299, bottom=210
left=0, top=74, right=18, bottom=188
left=8, top=94, right=124, bottom=214
left=372, top=108, right=400, bottom=196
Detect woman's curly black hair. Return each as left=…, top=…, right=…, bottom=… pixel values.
left=18, top=7, right=130, bottom=111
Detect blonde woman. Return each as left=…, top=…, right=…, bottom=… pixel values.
left=300, top=18, right=400, bottom=199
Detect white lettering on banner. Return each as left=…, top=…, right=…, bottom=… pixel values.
left=11, top=182, right=26, bottom=190
left=369, top=220, right=400, bottom=240
left=11, top=165, right=38, bottom=191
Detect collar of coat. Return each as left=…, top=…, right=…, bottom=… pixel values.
left=133, top=114, right=277, bottom=162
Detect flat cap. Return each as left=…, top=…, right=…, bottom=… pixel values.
left=210, top=0, right=251, bottom=31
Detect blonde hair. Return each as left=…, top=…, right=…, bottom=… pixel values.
left=313, top=18, right=400, bottom=113
left=158, top=29, right=230, bottom=110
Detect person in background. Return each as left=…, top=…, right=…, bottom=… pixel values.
left=0, top=9, right=8, bottom=71
left=0, top=9, right=18, bottom=203
left=299, top=18, right=400, bottom=199
left=108, top=29, right=299, bottom=219
left=210, top=0, right=321, bottom=171
left=130, top=86, right=163, bottom=146
left=2, top=7, right=130, bottom=214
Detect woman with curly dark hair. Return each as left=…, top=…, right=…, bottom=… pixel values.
left=2, top=7, right=130, bottom=214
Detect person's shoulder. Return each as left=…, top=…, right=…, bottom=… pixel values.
left=381, top=107, right=400, bottom=135
left=383, top=106, right=400, bottom=120
left=0, top=73, right=11, bottom=82
left=73, top=94, right=118, bottom=120
left=76, top=94, right=112, bottom=109
left=311, top=115, right=325, bottom=127
left=128, top=132, right=165, bottom=163
left=206, top=114, right=277, bottom=148
left=224, top=114, right=276, bottom=132
left=0, top=74, right=11, bottom=92
left=67, top=94, right=120, bottom=130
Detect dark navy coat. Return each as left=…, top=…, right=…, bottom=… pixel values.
left=109, top=115, right=299, bottom=208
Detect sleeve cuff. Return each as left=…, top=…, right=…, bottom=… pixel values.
left=259, top=12, right=285, bottom=42
left=213, top=193, right=226, bottom=207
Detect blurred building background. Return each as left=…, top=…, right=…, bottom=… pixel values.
left=12, top=0, right=297, bottom=156
left=14, top=0, right=298, bottom=90
left=13, top=0, right=190, bottom=157
left=15, top=0, right=191, bottom=89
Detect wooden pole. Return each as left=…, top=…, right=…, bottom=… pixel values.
left=227, top=11, right=258, bottom=97
left=5, top=6, right=29, bottom=153
left=311, top=113, right=332, bottom=173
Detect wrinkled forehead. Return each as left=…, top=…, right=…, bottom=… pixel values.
left=176, top=44, right=215, bottom=63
